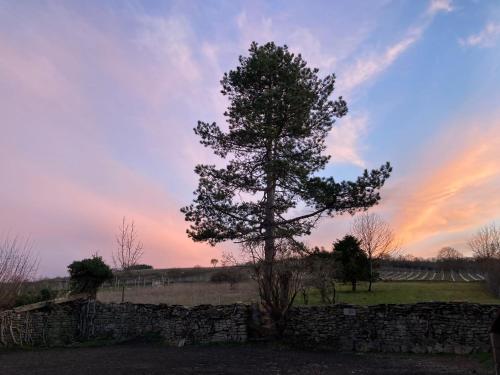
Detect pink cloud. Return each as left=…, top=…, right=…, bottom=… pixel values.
left=0, top=146, right=220, bottom=277
left=0, top=4, right=225, bottom=276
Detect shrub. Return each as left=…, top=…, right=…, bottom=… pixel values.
left=210, top=268, right=244, bottom=287
left=304, top=249, right=337, bottom=304
left=68, top=255, right=113, bottom=297
left=126, top=264, right=153, bottom=271
left=14, top=287, right=58, bottom=307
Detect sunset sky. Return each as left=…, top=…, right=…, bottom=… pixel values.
left=1, top=0, right=500, bottom=277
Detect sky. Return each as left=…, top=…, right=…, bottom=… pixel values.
left=1, top=0, right=500, bottom=277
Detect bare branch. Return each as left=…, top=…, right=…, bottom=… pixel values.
left=468, top=222, right=500, bottom=259
left=113, top=216, right=144, bottom=271
left=351, top=212, right=398, bottom=260
left=113, top=217, right=145, bottom=303
left=0, top=235, right=39, bottom=310
left=351, top=212, right=398, bottom=291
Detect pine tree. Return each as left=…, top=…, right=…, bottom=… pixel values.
left=332, top=235, right=369, bottom=292
left=181, top=42, right=391, bottom=317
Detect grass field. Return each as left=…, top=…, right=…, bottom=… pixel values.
left=97, top=280, right=500, bottom=306
left=302, top=281, right=500, bottom=305
left=97, top=281, right=259, bottom=306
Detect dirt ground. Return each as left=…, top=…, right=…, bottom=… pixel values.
left=0, top=343, right=494, bottom=375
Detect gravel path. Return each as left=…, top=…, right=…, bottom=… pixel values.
left=0, top=343, right=493, bottom=375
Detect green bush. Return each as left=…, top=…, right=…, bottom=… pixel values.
left=15, top=288, right=58, bottom=307
left=68, top=255, right=113, bottom=297
left=125, top=264, right=153, bottom=271
left=210, top=269, right=244, bottom=286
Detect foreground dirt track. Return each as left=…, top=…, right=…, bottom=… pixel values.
left=0, top=343, right=493, bottom=375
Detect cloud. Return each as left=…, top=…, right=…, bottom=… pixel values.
left=287, top=28, right=337, bottom=71
left=235, top=11, right=274, bottom=48
left=427, top=0, right=454, bottom=15
left=0, top=3, right=226, bottom=276
left=339, top=0, right=454, bottom=94
left=327, top=114, right=368, bottom=167
left=459, top=22, right=500, bottom=48
left=136, top=15, right=201, bottom=83
left=0, top=148, right=221, bottom=277
left=389, top=115, right=500, bottom=256
left=339, top=27, right=424, bottom=94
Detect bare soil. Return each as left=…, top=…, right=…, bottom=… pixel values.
left=0, top=343, right=493, bottom=375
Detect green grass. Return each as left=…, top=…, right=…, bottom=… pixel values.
left=301, top=281, right=500, bottom=305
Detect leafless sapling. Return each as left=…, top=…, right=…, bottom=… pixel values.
left=351, top=213, right=398, bottom=291
left=113, top=217, right=144, bottom=303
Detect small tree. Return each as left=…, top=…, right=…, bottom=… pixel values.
left=113, top=217, right=144, bottom=302
left=332, top=235, right=369, bottom=292
left=468, top=223, right=500, bottom=260
left=215, top=251, right=244, bottom=289
left=210, top=258, right=219, bottom=267
left=68, top=255, right=113, bottom=298
left=437, top=246, right=463, bottom=260
left=351, top=213, right=398, bottom=291
left=0, top=236, right=38, bottom=310
left=305, top=247, right=336, bottom=304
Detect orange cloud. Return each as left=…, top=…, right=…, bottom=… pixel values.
left=0, top=4, right=227, bottom=276
left=390, top=117, right=500, bottom=257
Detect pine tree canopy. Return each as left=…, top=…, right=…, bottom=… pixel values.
left=181, top=42, right=392, bottom=247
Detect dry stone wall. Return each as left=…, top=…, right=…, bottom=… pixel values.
left=284, top=303, right=499, bottom=354
left=79, top=301, right=249, bottom=345
left=0, top=300, right=248, bottom=347
left=1, top=301, right=498, bottom=354
left=0, top=303, right=79, bottom=346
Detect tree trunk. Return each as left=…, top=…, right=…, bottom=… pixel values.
left=352, top=280, right=357, bottom=292
left=121, top=282, right=125, bottom=303
left=262, top=140, right=276, bottom=316
left=368, top=256, right=373, bottom=292
left=262, top=193, right=275, bottom=312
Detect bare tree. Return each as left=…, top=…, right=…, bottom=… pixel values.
left=468, top=223, right=500, bottom=260
left=351, top=212, right=398, bottom=292
left=242, top=238, right=305, bottom=332
left=220, top=251, right=237, bottom=267
left=210, top=258, right=218, bottom=268
left=0, top=236, right=38, bottom=310
left=211, top=251, right=244, bottom=289
left=436, top=246, right=463, bottom=272
left=113, top=217, right=144, bottom=303
left=437, top=247, right=463, bottom=260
